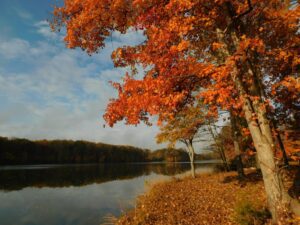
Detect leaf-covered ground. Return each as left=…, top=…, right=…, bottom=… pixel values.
left=117, top=169, right=300, bottom=225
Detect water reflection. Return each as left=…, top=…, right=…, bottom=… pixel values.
left=0, top=162, right=221, bottom=191
left=0, top=162, right=220, bottom=225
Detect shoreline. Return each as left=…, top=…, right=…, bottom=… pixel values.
left=116, top=169, right=299, bottom=225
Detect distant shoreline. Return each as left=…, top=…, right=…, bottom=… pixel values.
left=0, top=136, right=219, bottom=165
left=0, top=159, right=222, bottom=168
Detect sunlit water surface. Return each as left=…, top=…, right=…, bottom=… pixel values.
left=0, top=162, right=221, bottom=225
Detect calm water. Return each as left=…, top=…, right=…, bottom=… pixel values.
left=0, top=162, right=221, bottom=225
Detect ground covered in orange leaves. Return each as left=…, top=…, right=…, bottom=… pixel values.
left=117, top=169, right=300, bottom=225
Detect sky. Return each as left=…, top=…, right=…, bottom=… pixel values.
left=0, top=0, right=168, bottom=150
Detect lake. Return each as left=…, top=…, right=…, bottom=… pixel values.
left=0, top=162, right=221, bottom=225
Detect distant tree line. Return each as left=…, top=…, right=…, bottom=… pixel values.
left=0, top=137, right=216, bottom=165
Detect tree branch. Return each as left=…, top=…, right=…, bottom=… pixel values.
left=234, top=0, right=253, bottom=21
left=224, top=0, right=253, bottom=33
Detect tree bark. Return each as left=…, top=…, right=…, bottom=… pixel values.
left=247, top=60, right=289, bottom=167
left=218, top=27, right=291, bottom=221
left=245, top=67, right=275, bottom=147
left=235, top=72, right=289, bottom=222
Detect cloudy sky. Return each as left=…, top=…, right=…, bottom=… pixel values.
left=0, top=0, right=167, bottom=150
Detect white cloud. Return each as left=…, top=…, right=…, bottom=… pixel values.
left=0, top=23, right=220, bottom=151
left=0, top=26, right=163, bottom=150
left=34, top=21, right=59, bottom=40
left=0, top=38, right=30, bottom=59
left=14, top=7, right=32, bottom=20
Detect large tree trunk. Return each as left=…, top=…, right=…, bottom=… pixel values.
left=246, top=67, right=275, bottom=147
left=220, top=28, right=292, bottom=222
left=244, top=102, right=290, bottom=222
left=235, top=74, right=289, bottom=222
left=247, top=59, right=290, bottom=167
left=215, top=2, right=298, bottom=216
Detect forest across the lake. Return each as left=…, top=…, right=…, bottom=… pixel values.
left=0, top=136, right=218, bottom=165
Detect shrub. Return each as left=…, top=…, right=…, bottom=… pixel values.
left=233, top=200, right=271, bottom=225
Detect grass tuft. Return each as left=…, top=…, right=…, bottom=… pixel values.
left=233, top=200, right=271, bottom=225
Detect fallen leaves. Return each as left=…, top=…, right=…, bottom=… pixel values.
left=117, top=170, right=268, bottom=225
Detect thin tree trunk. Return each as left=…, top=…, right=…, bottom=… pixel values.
left=212, top=124, right=230, bottom=171
left=276, top=132, right=289, bottom=167
left=220, top=146, right=230, bottom=171
left=207, top=124, right=230, bottom=171
left=190, top=154, right=195, bottom=178
left=272, top=120, right=289, bottom=167
left=230, top=113, right=245, bottom=179
left=187, top=141, right=196, bottom=178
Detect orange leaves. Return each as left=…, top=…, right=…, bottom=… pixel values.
left=280, top=77, right=300, bottom=93
left=170, top=40, right=190, bottom=53
left=246, top=149, right=255, bottom=156
left=276, top=50, right=293, bottom=64
left=241, top=127, right=251, bottom=137
left=238, top=36, right=265, bottom=57
left=118, top=171, right=268, bottom=225
left=177, top=40, right=190, bottom=52
left=272, top=76, right=300, bottom=104
left=53, top=0, right=300, bottom=139
left=279, top=130, right=300, bottom=161
left=52, top=0, right=135, bottom=54
left=111, top=46, right=138, bottom=67
left=104, top=71, right=195, bottom=127
left=156, top=101, right=208, bottom=146
left=165, top=0, right=194, bottom=12
left=212, top=42, right=224, bottom=51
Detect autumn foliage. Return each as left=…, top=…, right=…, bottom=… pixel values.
left=52, top=1, right=299, bottom=126
left=52, top=0, right=300, bottom=222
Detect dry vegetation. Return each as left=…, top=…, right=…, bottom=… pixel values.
left=117, top=169, right=300, bottom=225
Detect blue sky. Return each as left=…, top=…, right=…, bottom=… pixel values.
left=0, top=0, right=168, bottom=149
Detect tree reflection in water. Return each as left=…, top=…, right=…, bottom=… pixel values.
left=0, top=162, right=222, bottom=225
left=0, top=162, right=221, bottom=191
